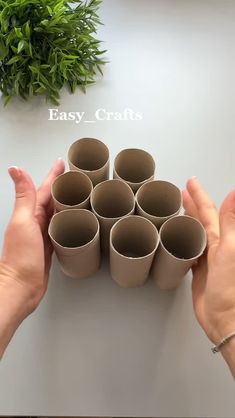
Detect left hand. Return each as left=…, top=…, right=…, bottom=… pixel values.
left=0, top=159, right=65, bottom=316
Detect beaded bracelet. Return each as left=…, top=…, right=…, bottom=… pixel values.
left=211, top=331, right=235, bottom=353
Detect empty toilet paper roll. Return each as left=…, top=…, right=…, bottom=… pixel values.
left=68, top=137, right=109, bottom=186
left=90, top=179, right=135, bottom=255
left=48, top=209, right=100, bottom=279
left=136, top=180, right=182, bottom=229
left=110, top=215, right=159, bottom=287
left=51, top=170, right=93, bottom=212
left=113, top=148, right=155, bottom=193
left=151, top=215, right=207, bottom=290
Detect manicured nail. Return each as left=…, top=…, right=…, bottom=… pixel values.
left=8, top=166, right=21, bottom=180
left=56, top=157, right=64, bottom=165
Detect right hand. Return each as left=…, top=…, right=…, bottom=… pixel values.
left=183, top=177, right=235, bottom=345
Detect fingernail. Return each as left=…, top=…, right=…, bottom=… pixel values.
left=8, top=166, right=21, bottom=180
left=56, top=157, right=64, bottom=165
left=191, top=176, right=197, bottom=180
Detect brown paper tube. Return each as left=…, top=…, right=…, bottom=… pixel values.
left=136, top=180, right=182, bottom=229
left=68, top=137, right=109, bottom=186
left=90, top=179, right=135, bottom=255
left=110, top=215, right=159, bottom=288
left=51, top=171, right=93, bottom=212
left=113, top=148, right=155, bottom=193
left=48, top=209, right=100, bottom=279
left=151, top=215, right=207, bottom=290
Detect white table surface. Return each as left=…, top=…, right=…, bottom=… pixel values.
left=0, top=0, right=235, bottom=416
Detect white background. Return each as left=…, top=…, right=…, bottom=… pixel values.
left=0, top=0, right=235, bottom=416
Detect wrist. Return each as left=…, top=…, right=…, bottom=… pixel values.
left=0, top=261, right=39, bottom=316
left=0, top=282, right=30, bottom=359
left=220, top=336, right=235, bottom=379
left=0, top=263, right=39, bottom=358
left=207, top=319, right=235, bottom=378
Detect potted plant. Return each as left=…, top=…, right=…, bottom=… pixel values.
left=0, top=0, right=106, bottom=105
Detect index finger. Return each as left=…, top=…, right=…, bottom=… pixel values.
left=186, top=177, right=219, bottom=247
left=37, top=158, right=65, bottom=208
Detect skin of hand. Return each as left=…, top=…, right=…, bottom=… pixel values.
left=0, top=159, right=65, bottom=357
left=183, top=177, right=235, bottom=376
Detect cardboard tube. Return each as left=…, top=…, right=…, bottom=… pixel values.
left=151, top=215, right=207, bottom=290
left=48, top=209, right=100, bottom=279
left=90, top=179, right=135, bottom=255
left=68, top=137, right=109, bottom=186
left=113, top=148, right=155, bottom=193
left=51, top=171, right=93, bottom=212
left=110, top=215, right=159, bottom=287
left=136, top=180, right=182, bottom=229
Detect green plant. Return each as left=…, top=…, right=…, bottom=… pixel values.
left=0, top=0, right=106, bottom=105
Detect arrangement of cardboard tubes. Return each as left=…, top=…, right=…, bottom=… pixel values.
left=49, top=137, right=207, bottom=290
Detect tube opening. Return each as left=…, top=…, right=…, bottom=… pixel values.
left=52, top=171, right=92, bottom=206
left=137, top=181, right=181, bottom=217
left=161, top=216, right=206, bottom=259
left=114, top=149, right=155, bottom=183
left=49, top=210, right=98, bottom=248
left=69, top=138, right=109, bottom=171
left=92, top=180, right=135, bottom=218
left=111, top=216, right=158, bottom=258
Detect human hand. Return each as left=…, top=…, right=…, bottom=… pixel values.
left=183, top=177, right=235, bottom=347
left=0, top=159, right=65, bottom=319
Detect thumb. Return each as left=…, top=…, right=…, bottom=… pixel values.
left=219, top=189, right=235, bottom=243
left=8, top=166, right=36, bottom=219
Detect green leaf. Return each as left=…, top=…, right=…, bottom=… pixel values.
left=25, top=21, right=30, bottom=38
left=29, top=65, right=38, bottom=74
left=71, top=80, right=77, bottom=93
left=63, top=55, right=79, bottom=59
left=14, top=27, right=23, bottom=39
left=3, top=95, right=11, bottom=106
left=28, top=84, right=34, bottom=98
left=10, top=15, right=17, bottom=27
left=11, top=45, right=18, bottom=53
left=28, top=42, right=33, bottom=57
left=96, top=64, right=103, bottom=75
left=35, top=85, right=46, bottom=93
left=62, top=69, right=68, bottom=79
left=54, top=1, right=64, bottom=12
left=6, top=31, right=17, bottom=46
left=81, top=84, right=86, bottom=93
left=41, top=19, right=49, bottom=26
left=49, top=64, right=57, bottom=73
left=14, top=79, right=19, bottom=95
left=0, top=40, right=8, bottom=59
left=47, top=94, right=60, bottom=106
left=78, top=64, right=86, bottom=75
left=0, top=9, right=9, bottom=32
left=39, top=73, right=50, bottom=85
left=6, top=56, right=20, bottom=65
left=17, top=40, right=24, bottom=53
left=47, top=6, right=52, bottom=14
